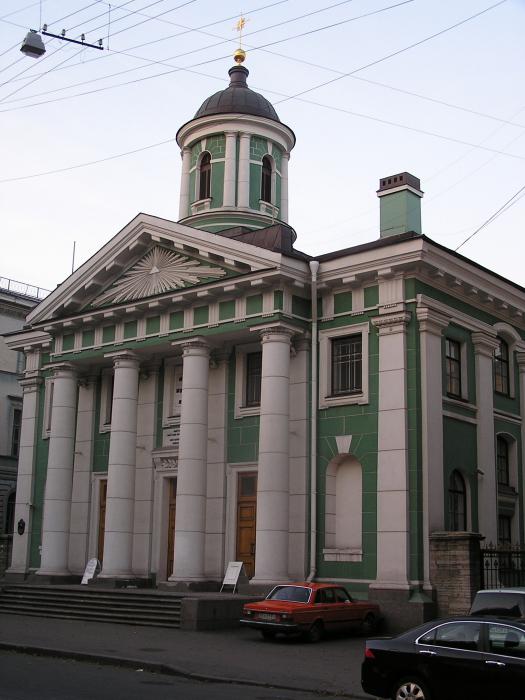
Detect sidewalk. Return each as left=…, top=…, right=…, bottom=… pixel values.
left=0, top=613, right=372, bottom=698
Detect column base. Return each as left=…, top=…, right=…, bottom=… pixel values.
left=249, top=576, right=290, bottom=586
left=92, top=576, right=154, bottom=589
left=368, top=585, right=436, bottom=633
left=166, top=579, right=221, bottom=592
left=32, top=572, right=82, bottom=585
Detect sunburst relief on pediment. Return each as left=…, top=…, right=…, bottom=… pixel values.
left=92, top=246, right=227, bottom=307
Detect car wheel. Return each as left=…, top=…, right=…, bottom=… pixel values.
left=306, top=621, right=324, bottom=643
left=361, top=613, right=377, bottom=635
left=392, top=677, right=432, bottom=700
left=260, top=630, right=276, bottom=641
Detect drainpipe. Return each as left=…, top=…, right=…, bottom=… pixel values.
left=307, top=260, right=319, bottom=581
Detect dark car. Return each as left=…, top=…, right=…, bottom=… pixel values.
left=241, top=582, right=381, bottom=642
left=362, top=616, right=525, bottom=700
left=470, top=588, right=525, bottom=619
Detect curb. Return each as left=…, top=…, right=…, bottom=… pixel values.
left=0, top=642, right=368, bottom=699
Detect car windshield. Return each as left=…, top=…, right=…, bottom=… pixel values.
left=267, top=586, right=311, bottom=603
left=471, top=593, right=524, bottom=618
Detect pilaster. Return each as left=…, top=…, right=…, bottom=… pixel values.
left=238, top=133, right=251, bottom=208
left=280, top=152, right=289, bottom=222
left=223, top=131, right=237, bottom=207
left=416, top=306, right=449, bottom=587
left=370, top=311, right=411, bottom=590
left=178, top=146, right=192, bottom=219
left=472, top=331, right=499, bottom=545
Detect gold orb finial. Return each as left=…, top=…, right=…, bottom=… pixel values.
left=233, top=47, right=246, bottom=64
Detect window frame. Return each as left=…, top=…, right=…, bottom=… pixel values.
left=244, top=351, right=262, bottom=408
left=10, top=406, right=22, bottom=458
left=261, top=155, right=272, bottom=204
left=235, top=343, right=263, bottom=418
left=497, top=435, right=510, bottom=487
left=319, top=323, right=369, bottom=408
left=445, top=337, right=462, bottom=398
left=448, top=469, right=467, bottom=531
left=98, top=369, right=114, bottom=433
left=162, top=359, right=183, bottom=427
left=198, top=151, right=212, bottom=201
left=494, top=336, right=510, bottom=396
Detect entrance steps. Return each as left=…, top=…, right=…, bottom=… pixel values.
left=0, top=584, right=183, bottom=628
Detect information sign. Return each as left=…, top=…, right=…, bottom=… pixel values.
left=81, top=558, right=100, bottom=585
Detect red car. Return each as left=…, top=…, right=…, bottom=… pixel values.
left=240, top=582, right=381, bottom=642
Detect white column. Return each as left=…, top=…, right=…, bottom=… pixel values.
left=252, top=326, right=292, bottom=584
left=371, top=312, right=411, bottom=590
left=178, top=146, right=192, bottom=219
left=68, top=376, right=96, bottom=574
left=238, top=132, right=251, bottom=208
left=204, top=351, right=229, bottom=579
left=280, top=152, right=290, bottom=222
left=132, top=364, right=158, bottom=576
left=223, top=131, right=237, bottom=208
left=99, top=352, right=140, bottom=578
left=416, top=307, right=449, bottom=587
left=38, top=363, right=78, bottom=576
left=7, top=374, right=42, bottom=576
left=171, top=337, right=210, bottom=581
left=472, top=332, right=499, bottom=545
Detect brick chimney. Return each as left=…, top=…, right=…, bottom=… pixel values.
left=377, top=172, right=423, bottom=238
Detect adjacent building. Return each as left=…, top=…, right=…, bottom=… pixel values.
left=4, top=55, right=525, bottom=622
left=0, top=279, right=45, bottom=575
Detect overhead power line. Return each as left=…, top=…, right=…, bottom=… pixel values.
left=455, top=184, right=525, bottom=252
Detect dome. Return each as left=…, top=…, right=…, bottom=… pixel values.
left=194, top=65, right=280, bottom=122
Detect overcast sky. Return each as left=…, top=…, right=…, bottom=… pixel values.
left=1, top=0, right=524, bottom=294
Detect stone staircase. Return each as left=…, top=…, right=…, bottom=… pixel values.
left=0, top=584, right=183, bottom=628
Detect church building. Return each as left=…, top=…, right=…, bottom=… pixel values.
left=5, top=51, right=525, bottom=621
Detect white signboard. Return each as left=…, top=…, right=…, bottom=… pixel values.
left=81, top=558, right=100, bottom=585
left=220, top=561, right=246, bottom=592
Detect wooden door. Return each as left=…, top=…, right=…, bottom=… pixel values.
left=97, top=480, right=107, bottom=564
left=166, top=478, right=177, bottom=579
left=236, top=472, right=257, bottom=578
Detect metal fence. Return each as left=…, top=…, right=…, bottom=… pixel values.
left=0, top=276, right=50, bottom=300
left=481, top=545, right=525, bottom=589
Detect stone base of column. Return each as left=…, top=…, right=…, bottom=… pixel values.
left=91, top=575, right=154, bottom=589
left=249, top=576, right=290, bottom=586
left=3, top=570, right=31, bottom=583
left=368, top=585, right=436, bottom=633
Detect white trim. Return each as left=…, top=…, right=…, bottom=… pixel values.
left=162, top=359, right=183, bottom=426
left=319, top=322, right=370, bottom=408
left=98, top=369, right=113, bottom=433
left=42, top=376, right=54, bottom=439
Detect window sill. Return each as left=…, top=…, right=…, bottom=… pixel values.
left=320, top=392, right=367, bottom=409
left=234, top=404, right=261, bottom=419
left=258, top=199, right=279, bottom=218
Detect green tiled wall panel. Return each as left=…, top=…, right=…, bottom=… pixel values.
left=102, top=325, right=115, bottom=343
left=246, top=294, right=263, bottom=315
left=334, top=292, right=352, bottom=314
left=169, top=311, right=184, bottom=330
left=443, top=417, right=478, bottom=530
left=194, top=305, right=209, bottom=325
left=124, top=321, right=137, bottom=339
left=190, top=141, right=203, bottom=168
left=250, top=135, right=267, bottom=160
left=364, top=286, right=379, bottom=308
left=249, top=162, right=261, bottom=210
left=227, top=355, right=260, bottom=464
left=93, top=378, right=110, bottom=473
left=274, top=290, right=283, bottom=310
left=210, top=161, right=224, bottom=208
left=82, top=330, right=95, bottom=347
left=205, top=133, right=225, bottom=158
left=62, top=334, right=74, bottom=351
left=219, top=300, right=235, bottom=321
left=146, top=316, right=160, bottom=335
left=292, top=295, right=310, bottom=318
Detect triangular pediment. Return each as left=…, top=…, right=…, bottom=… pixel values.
left=26, top=213, right=293, bottom=326
left=90, top=245, right=229, bottom=308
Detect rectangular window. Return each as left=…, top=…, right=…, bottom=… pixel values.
left=445, top=338, right=461, bottom=398
left=497, top=437, right=510, bottom=486
left=498, top=514, right=512, bottom=546
left=245, top=352, right=262, bottom=407
left=331, top=335, right=362, bottom=395
left=494, top=338, right=510, bottom=395
left=11, top=408, right=22, bottom=457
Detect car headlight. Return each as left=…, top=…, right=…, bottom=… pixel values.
left=244, top=610, right=252, bottom=616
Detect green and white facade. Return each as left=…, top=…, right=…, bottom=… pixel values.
left=5, top=63, right=525, bottom=617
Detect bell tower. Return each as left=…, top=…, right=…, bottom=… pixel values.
left=176, top=50, right=295, bottom=233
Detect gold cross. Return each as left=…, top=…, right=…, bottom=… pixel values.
left=235, top=15, right=248, bottom=48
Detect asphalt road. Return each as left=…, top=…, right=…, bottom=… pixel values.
left=0, top=651, right=351, bottom=700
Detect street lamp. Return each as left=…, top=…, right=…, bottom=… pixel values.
left=20, top=29, right=46, bottom=58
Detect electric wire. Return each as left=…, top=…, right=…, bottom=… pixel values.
left=455, top=184, right=525, bottom=252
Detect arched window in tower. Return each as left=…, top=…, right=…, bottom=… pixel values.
left=261, top=155, right=272, bottom=203
left=448, top=470, right=466, bottom=531
left=494, top=337, right=510, bottom=395
left=199, top=152, right=211, bottom=200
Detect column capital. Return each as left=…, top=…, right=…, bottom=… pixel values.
left=78, top=373, right=98, bottom=388
left=371, top=311, right=411, bottom=335
left=49, top=362, right=78, bottom=379
left=250, top=321, right=298, bottom=342
left=471, top=331, right=499, bottom=358
left=172, top=335, right=210, bottom=356
left=181, top=145, right=191, bottom=155
left=19, top=376, right=43, bottom=393
left=416, top=307, right=449, bottom=335
left=104, top=350, right=140, bottom=370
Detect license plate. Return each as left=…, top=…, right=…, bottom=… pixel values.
left=257, top=613, right=277, bottom=621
